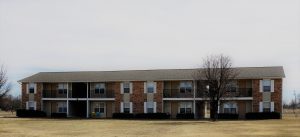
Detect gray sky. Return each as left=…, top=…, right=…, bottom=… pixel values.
left=0, top=0, right=299, bottom=102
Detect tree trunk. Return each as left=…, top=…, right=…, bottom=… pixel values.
left=210, top=101, right=219, bottom=121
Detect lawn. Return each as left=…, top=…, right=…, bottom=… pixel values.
left=0, top=111, right=299, bottom=137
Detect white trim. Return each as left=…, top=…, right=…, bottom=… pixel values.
left=163, top=98, right=194, bottom=101
left=270, top=102, right=275, bottom=112
left=42, top=98, right=69, bottom=101
left=120, top=102, right=124, bottom=113
left=129, top=82, right=133, bottom=94
left=271, top=80, right=275, bottom=92
left=259, top=80, right=263, bottom=92
left=120, top=83, right=124, bottom=94
left=87, top=98, right=115, bottom=101
left=259, top=102, right=263, bottom=112
left=67, top=100, right=69, bottom=116
left=154, top=102, right=157, bottom=113
left=193, top=97, right=253, bottom=101
left=34, top=101, right=36, bottom=110
left=144, top=82, right=147, bottom=93
left=42, top=98, right=115, bottom=101
left=144, top=102, right=147, bottom=113
left=129, top=102, right=133, bottom=113
left=164, top=97, right=253, bottom=101
left=26, top=101, right=29, bottom=109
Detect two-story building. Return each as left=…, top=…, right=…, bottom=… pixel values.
left=19, top=66, right=285, bottom=119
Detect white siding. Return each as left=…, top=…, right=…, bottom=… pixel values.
left=271, top=80, right=275, bottom=92
left=259, top=102, right=263, bottom=112
left=271, top=102, right=275, bottom=112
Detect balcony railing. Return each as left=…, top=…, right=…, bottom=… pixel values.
left=89, top=90, right=115, bottom=98
left=196, top=88, right=252, bottom=98
left=43, top=89, right=115, bottom=98
left=43, top=90, right=67, bottom=98
left=224, top=88, right=252, bottom=97
left=163, top=89, right=194, bottom=98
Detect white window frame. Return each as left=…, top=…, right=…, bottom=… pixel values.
left=94, top=102, right=105, bottom=113
left=144, top=81, right=156, bottom=93
left=144, top=101, right=157, bottom=113
left=179, top=81, right=192, bottom=94
left=27, top=83, right=36, bottom=94
left=95, top=83, right=105, bottom=94
left=223, top=102, right=238, bottom=114
left=26, top=101, right=36, bottom=110
left=58, top=83, right=68, bottom=94
left=57, top=102, right=67, bottom=113
left=179, top=102, right=192, bottom=114
left=122, top=102, right=131, bottom=113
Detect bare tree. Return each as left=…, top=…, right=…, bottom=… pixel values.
left=291, top=90, right=298, bottom=117
left=195, top=55, right=238, bottom=120
left=0, top=65, right=11, bottom=100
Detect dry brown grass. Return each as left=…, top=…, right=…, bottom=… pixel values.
left=0, top=111, right=299, bottom=137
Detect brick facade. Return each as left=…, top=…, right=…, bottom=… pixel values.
left=21, top=83, right=42, bottom=111
left=21, top=78, right=283, bottom=118
left=131, top=81, right=145, bottom=113
left=21, top=83, right=28, bottom=109
left=272, top=79, right=282, bottom=113
left=35, top=83, right=42, bottom=110
left=252, top=79, right=282, bottom=113
left=154, top=81, right=163, bottom=113
left=113, top=82, right=121, bottom=113
left=252, top=79, right=262, bottom=112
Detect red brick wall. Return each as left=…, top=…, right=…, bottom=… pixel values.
left=154, top=81, right=163, bottom=113
left=35, top=83, right=42, bottom=110
left=252, top=79, right=283, bottom=113
left=252, top=79, right=262, bottom=112
left=130, top=81, right=145, bottom=113
left=21, top=83, right=28, bottom=109
left=21, top=82, right=42, bottom=111
left=113, top=82, right=121, bottom=113
left=272, top=79, right=282, bottom=113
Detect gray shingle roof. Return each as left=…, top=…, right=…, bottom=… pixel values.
left=18, top=66, right=285, bottom=83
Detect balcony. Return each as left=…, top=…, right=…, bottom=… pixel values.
left=196, top=88, right=252, bottom=98
left=43, top=90, right=67, bottom=98
left=163, top=89, right=194, bottom=98
left=224, top=88, right=252, bottom=97
left=89, top=90, right=115, bottom=98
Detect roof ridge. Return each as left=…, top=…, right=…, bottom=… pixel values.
left=37, top=66, right=283, bottom=73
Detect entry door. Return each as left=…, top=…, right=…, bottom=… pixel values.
left=95, top=102, right=106, bottom=118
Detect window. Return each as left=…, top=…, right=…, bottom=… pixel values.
left=263, top=102, right=270, bottom=112
left=146, top=102, right=154, bottom=113
left=263, top=80, right=271, bottom=92
left=58, top=102, right=67, bottom=113
left=94, top=103, right=105, bottom=113
left=123, top=82, right=130, bottom=93
left=179, top=82, right=192, bottom=93
left=147, top=82, right=155, bottom=93
left=28, top=83, right=35, bottom=94
left=179, top=102, right=192, bottom=114
left=227, top=81, right=237, bottom=92
left=28, top=101, right=35, bottom=110
left=58, top=83, right=67, bottom=94
left=95, top=83, right=105, bottom=94
left=123, top=102, right=130, bottom=113
left=223, top=102, right=237, bottom=114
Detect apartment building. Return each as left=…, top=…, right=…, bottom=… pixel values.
left=19, top=66, right=285, bottom=119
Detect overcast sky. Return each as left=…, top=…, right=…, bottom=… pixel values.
left=0, top=0, right=299, bottom=102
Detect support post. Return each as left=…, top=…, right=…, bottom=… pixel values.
left=193, top=80, right=196, bottom=119
left=67, top=82, right=69, bottom=117
left=86, top=82, right=89, bottom=118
